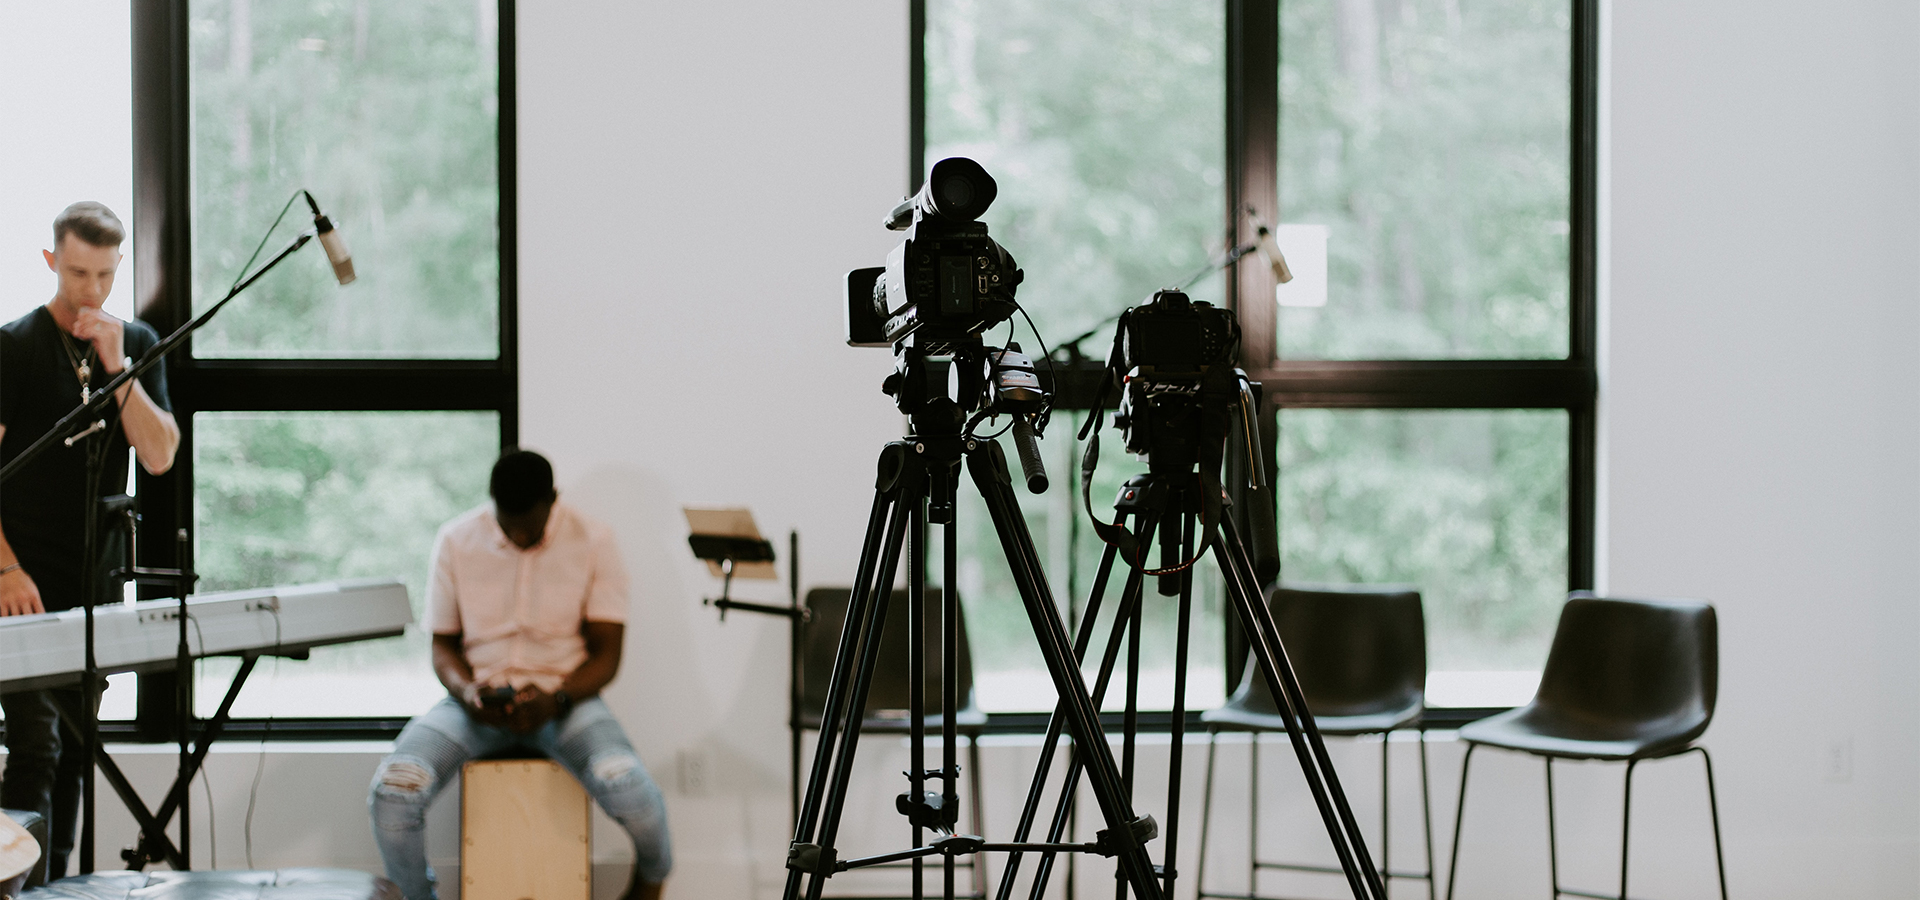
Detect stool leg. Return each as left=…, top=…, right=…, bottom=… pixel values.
left=1250, top=733, right=1260, bottom=894
left=1693, top=747, right=1728, bottom=900
left=1382, top=730, right=1392, bottom=884
left=1620, top=759, right=1639, bottom=900
left=1419, top=729, right=1435, bottom=900
left=1547, top=757, right=1560, bottom=900
left=1197, top=730, right=1219, bottom=900
left=969, top=733, right=987, bottom=899
left=1444, top=743, right=1478, bottom=900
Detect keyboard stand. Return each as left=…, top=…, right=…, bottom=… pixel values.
left=60, top=650, right=261, bottom=870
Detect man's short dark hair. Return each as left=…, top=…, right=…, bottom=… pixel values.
left=53, top=202, right=126, bottom=249
left=490, top=449, right=556, bottom=515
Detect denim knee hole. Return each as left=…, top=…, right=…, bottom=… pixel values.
left=375, top=759, right=435, bottom=796
left=589, top=752, right=641, bottom=788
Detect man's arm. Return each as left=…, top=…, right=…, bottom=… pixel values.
left=0, top=425, right=45, bottom=617
left=74, top=310, right=179, bottom=474
left=510, top=621, right=625, bottom=733
left=99, top=358, right=178, bottom=475
left=433, top=632, right=511, bottom=729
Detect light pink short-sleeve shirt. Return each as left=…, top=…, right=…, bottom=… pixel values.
left=426, top=500, right=628, bottom=692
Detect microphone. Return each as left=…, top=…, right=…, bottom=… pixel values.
left=303, top=191, right=357, bottom=286
left=1253, top=224, right=1293, bottom=284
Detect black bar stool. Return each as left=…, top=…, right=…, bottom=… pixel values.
left=1445, top=592, right=1728, bottom=900
left=1197, top=583, right=1434, bottom=900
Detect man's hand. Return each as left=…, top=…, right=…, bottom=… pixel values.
left=0, top=568, right=43, bottom=617
left=71, top=308, right=126, bottom=372
left=507, top=687, right=561, bottom=735
left=460, top=682, right=513, bottom=730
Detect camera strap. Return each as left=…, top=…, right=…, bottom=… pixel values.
left=1079, top=367, right=1236, bottom=574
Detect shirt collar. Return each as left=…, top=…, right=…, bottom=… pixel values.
left=489, top=500, right=564, bottom=552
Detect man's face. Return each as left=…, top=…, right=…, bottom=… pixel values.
left=44, top=233, right=122, bottom=319
left=496, top=497, right=556, bottom=550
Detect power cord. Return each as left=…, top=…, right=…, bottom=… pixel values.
left=243, top=606, right=283, bottom=869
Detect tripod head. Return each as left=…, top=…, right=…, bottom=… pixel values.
left=1079, top=289, right=1267, bottom=583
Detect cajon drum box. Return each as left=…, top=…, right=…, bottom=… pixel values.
left=461, top=759, right=592, bottom=900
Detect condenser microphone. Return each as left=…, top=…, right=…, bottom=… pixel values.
left=1253, top=224, right=1293, bottom=284
left=303, top=191, right=357, bottom=286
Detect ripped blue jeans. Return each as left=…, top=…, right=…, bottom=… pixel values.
left=369, top=696, right=671, bottom=900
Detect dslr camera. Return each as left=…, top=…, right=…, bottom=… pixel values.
left=845, top=157, right=1023, bottom=352
left=1108, top=288, right=1245, bottom=475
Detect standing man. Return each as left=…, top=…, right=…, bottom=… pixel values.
left=370, top=449, right=671, bottom=900
left=0, top=202, right=179, bottom=879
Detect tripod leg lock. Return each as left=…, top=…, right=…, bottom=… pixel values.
left=1093, top=814, right=1159, bottom=857
left=895, top=789, right=960, bottom=830
left=786, top=842, right=839, bottom=875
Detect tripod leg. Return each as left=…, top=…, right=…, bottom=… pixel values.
left=998, top=524, right=1134, bottom=900
left=1161, top=513, right=1196, bottom=899
left=1214, top=514, right=1387, bottom=900
left=1027, top=517, right=1160, bottom=900
left=783, top=481, right=903, bottom=900
left=803, top=496, right=914, bottom=900
left=967, top=441, right=1164, bottom=900
left=910, top=500, right=927, bottom=900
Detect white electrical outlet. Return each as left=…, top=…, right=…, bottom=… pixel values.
left=1822, top=737, right=1853, bottom=784
left=677, top=748, right=712, bottom=796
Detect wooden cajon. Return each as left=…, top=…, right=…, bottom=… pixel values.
left=461, top=759, right=592, bottom=900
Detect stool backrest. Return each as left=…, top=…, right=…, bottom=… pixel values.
left=801, top=587, right=976, bottom=721
left=1228, top=583, right=1426, bottom=719
left=1533, top=592, right=1717, bottom=733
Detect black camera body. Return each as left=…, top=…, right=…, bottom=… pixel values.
left=1110, top=289, right=1242, bottom=474
left=846, top=158, right=1023, bottom=352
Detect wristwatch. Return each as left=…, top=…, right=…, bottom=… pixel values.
left=554, top=690, right=574, bottom=716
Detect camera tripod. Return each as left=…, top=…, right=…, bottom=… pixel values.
left=995, top=464, right=1389, bottom=900
left=785, top=354, right=1167, bottom=900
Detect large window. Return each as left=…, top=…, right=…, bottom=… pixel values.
left=130, top=0, right=516, bottom=731
left=925, top=0, right=1232, bottom=713
left=923, top=0, right=1595, bottom=712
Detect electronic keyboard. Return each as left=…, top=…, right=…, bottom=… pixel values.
left=0, top=578, right=413, bottom=693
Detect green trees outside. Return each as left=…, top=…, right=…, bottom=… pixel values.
left=193, top=412, right=495, bottom=716
left=927, top=0, right=1575, bottom=703
left=1277, top=0, right=1571, bottom=359
left=188, top=0, right=498, bottom=358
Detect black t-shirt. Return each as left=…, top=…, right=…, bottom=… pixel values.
left=0, top=306, right=171, bottom=612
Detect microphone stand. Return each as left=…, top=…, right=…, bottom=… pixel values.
left=0, top=223, right=321, bottom=874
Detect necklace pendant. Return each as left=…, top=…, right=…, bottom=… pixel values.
left=78, top=362, right=89, bottom=382
left=80, top=386, right=91, bottom=404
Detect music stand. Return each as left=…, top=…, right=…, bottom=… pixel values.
left=684, top=508, right=807, bottom=826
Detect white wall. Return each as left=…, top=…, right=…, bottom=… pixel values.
left=1599, top=0, right=1920, bottom=897
left=34, top=1, right=1920, bottom=898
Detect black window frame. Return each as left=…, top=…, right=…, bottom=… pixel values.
left=913, top=0, right=1598, bottom=725
left=117, top=0, right=519, bottom=742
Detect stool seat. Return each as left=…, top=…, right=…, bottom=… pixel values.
left=22, top=868, right=398, bottom=900
left=1459, top=704, right=1706, bottom=761
left=1201, top=697, right=1422, bottom=737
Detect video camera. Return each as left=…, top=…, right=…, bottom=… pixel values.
left=845, top=157, right=1024, bottom=351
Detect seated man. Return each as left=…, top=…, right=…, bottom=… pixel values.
left=369, top=449, right=671, bottom=900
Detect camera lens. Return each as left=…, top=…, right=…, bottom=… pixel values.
left=938, top=175, right=976, bottom=209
